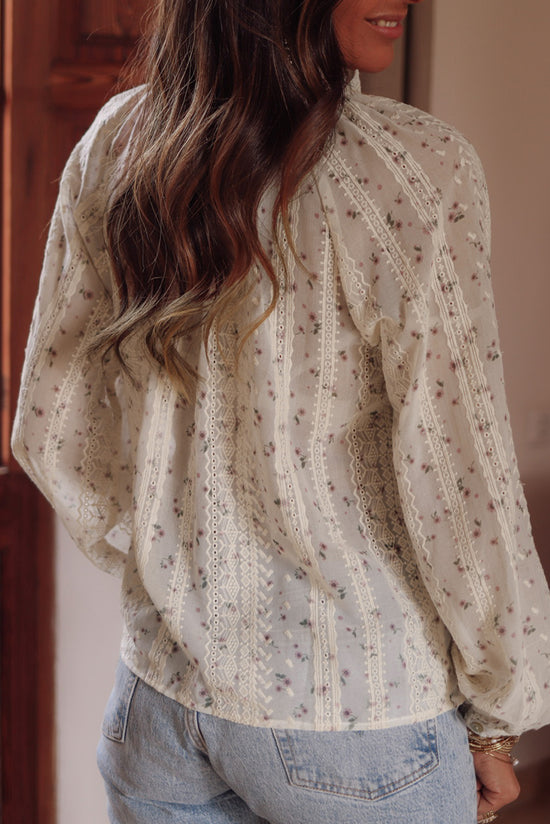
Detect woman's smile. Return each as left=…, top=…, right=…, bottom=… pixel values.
left=333, top=1, right=422, bottom=72
left=364, top=15, right=406, bottom=39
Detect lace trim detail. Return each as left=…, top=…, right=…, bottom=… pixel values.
left=272, top=212, right=342, bottom=728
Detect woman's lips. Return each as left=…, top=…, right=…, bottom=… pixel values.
left=365, top=17, right=406, bottom=39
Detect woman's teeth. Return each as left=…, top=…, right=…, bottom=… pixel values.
left=370, top=20, right=399, bottom=28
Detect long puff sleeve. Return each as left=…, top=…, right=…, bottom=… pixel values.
left=389, top=157, right=548, bottom=735
left=330, top=98, right=550, bottom=736
left=381, top=142, right=550, bottom=736
left=11, top=130, right=132, bottom=575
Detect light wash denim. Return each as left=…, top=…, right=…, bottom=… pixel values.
left=97, top=661, right=477, bottom=824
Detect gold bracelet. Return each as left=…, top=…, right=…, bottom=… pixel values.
left=467, top=731, right=519, bottom=755
left=485, top=751, right=520, bottom=768
left=478, top=811, right=498, bottom=823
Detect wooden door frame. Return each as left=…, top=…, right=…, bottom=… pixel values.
left=1, top=3, right=147, bottom=821
left=1, top=0, right=56, bottom=820
left=0, top=0, right=55, bottom=824
left=0, top=475, right=55, bottom=823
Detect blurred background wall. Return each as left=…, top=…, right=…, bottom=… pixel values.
left=54, top=2, right=550, bottom=823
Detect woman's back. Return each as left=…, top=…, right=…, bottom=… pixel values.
left=13, top=76, right=547, bottom=737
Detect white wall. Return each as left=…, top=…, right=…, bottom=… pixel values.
left=56, top=521, right=121, bottom=824
left=54, top=1, right=550, bottom=819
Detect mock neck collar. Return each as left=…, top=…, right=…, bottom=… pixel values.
left=347, top=70, right=362, bottom=96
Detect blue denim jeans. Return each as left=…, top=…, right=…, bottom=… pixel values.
left=97, top=661, right=477, bottom=823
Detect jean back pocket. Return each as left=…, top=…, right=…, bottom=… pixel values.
left=273, top=718, right=439, bottom=801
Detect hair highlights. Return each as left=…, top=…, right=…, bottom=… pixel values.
left=99, top=0, right=347, bottom=400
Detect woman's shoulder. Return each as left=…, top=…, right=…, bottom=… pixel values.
left=60, top=85, right=147, bottom=207
left=347, top=92, right=458, bottom=136
left=339, top=90, right=484, bottom=185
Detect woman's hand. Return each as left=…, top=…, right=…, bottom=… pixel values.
left=473, top=752, right=520, bottom=819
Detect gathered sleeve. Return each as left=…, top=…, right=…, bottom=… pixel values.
left=379, top=142, right=550, bottom=736
left=11, top=150, right=131, bottom=575
left=330, top=111, right=550, bottom=736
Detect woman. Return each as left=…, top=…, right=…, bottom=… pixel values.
left=12, top=0, right=550, bottom=822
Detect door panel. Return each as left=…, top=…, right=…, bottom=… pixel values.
left=1, top=1, right=150, bottom=821
left=80, top=0, right=148, bottom=40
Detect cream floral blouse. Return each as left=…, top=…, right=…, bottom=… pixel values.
left=12, top=78, right=550, bottom=736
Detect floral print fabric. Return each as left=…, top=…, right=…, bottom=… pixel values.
left=12, top=78, right=550, bottom=736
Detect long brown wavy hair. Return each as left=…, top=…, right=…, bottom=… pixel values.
left=100, top=0, right=348, bottom=400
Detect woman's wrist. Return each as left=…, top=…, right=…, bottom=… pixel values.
left=467, top=731, right=519, bottom=753
left=468, top=731, right=520, bottom=767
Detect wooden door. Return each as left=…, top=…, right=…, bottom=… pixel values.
left=1, top=2, right=149, bottom=821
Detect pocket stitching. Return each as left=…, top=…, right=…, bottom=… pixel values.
left=102, top=665, right=139, bottom=743
left=273, top=719, right=439, bottom=801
